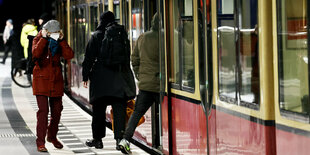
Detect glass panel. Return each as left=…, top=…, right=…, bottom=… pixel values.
left=70, top=6, right=77, bottom=62
left=104, top=0, right=109, bottom=11
left=172, top=0, right=194, bottom=89
left=181, top=0, right=194, bottom=88
left=114, top=0, right=120, bottom=22
left=77, top=6, right=87, bottom=65
left=278, top=0, right=309, bottom=115
left=221, top=0, right=234, bottom=14
left=99, top=2, right=103, bottom=13
left=90, top=4, right=98, bottom=32
left=170, top=1, right=180, bottom=85
left=206, top=0, right=213, bottom=108
left=131, top=0, right=144, bottom=44
left=239, top=0, right=259, bottom=103
left=218, top=0, right=236, bottom=99
left=159, top=0, right=166, bottom=94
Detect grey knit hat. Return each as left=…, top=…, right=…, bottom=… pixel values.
left=43, top=20, right=60, bottom=33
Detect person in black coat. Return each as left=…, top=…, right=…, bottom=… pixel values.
left=6, top=28, right=24, bottom=71
left=38, top=13, right=52, bottom=31
left=82, top=11, right=128, bottom=151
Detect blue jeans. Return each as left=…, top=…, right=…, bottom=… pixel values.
left=123, top=90, right=159, bottom=140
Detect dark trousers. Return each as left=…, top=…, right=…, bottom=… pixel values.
left=2, top=45, right=10, bottom=63
left=35, top=95, right=63, bottom=147
left=92, top=97, right=126, bottom=140
left=123, top=90, right=159, bottom=140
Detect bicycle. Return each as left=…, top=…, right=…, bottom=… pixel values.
left=11, top=58, right=32, bottom=88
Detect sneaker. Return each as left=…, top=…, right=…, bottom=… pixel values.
left=118, top=139, right=131, bottom=154
left=85, top=139, right=103, bottom=149
left=47, top=138, right=63, bottom=149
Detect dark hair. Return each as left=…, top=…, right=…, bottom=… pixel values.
left=26, top=19, right=35, bottom=25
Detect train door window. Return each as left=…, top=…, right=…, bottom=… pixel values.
left=104, top=0, right=109, bottom=12
left=131, top=0, right=144, bottom=43
left=70, top=5, right=77, bottom=63
left=99, top=1, right=103, bottom=13
left=114, top=0, right=120, bottom=22
left=217, top=0, right=237, bottom=101
left=89, top=3, right=98, bottom=33
left=77, top=5, right=87, bottom=65
left=122, top=0, right=130, bottom=30
left=198, top=0, right=213, bottom=110
left=239, top=0, right=259, bottom=104
left=170, top=0, right=195, bottom=91
left=277, top=0, right=310, bottom=120
left=217, top=0, right=259, bottom=106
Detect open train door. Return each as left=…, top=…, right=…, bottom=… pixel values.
left=128, top=0, right=162, bottom=153
left=162, top=0, right=212, bottom=154
left=198, top=0, right=212, bottom=154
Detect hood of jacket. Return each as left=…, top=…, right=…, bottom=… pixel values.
left=151, top=12, right=159, bottom=31
left=23, top=24, right=37, bottom=34
left=96, top=11, right=115, bottom=31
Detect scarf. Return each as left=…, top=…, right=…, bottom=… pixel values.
left=48, top=38, right=59, bottom=56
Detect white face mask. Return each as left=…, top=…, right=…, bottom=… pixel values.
left=50, top=33, right=60, bottom=40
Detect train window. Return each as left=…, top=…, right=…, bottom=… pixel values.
left=70, top=5, right=77, bottom=64
left=99, top=2, right=103, bottom=13
left=217, top=0, right=259, bottom=107
left=114, top=0, right=120, bottom=22
left=277, top=0, right=310, bottom=118
left=77, top=5, right=88, bottom=65
left=90, top=3, right=98, bottom=32
left=239, top=0, right=259, bottom=104
left=131, top=0, right=144, bottom=42
left=104, top=0, right=109, bottom=12
left=171, top=0, right=195, bottom=91
left=217, top=0, right=237, bottom=101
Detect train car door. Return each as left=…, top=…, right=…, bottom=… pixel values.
left=128, top=0, right=161, bottom=152
left=163, top=0, right=211, bottom=154
left=198, top=0, right=212, bottom=154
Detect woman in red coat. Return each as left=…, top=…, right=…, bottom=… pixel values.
left=32, top=20, right=74, bottom=152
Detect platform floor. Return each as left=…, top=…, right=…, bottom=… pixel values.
left=0, top=58, right=148, bottom=155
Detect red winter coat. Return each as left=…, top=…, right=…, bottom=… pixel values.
left=32, top=31, right=74, bottom=97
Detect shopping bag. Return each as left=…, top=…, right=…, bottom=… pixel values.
left=111, top=99, right=146, bottom=131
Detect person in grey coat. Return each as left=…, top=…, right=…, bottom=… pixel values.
left=82, top=11, right=131, bottom=151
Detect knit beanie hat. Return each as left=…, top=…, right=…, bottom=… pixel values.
left=96, top=11, right=115, bottom=30
left=7, top=19, right=13, bottom=24
left=43, top=20, right=60, bottom=33
left=40, top=13, right=51, bottom=21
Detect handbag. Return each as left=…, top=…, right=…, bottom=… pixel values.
left=111, top=99, right=145, bottom=131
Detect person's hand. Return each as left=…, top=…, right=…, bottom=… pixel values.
left=41, top=29, right=48, bottom=38
left=83, top=81, right=88, bottom=88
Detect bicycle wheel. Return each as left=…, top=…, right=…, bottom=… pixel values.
left=11, top=59, right=32, bottom=88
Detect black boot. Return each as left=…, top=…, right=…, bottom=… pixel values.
left=85, top=139, right=103, bottom=149
left=116, top=139, right=121, bottom=150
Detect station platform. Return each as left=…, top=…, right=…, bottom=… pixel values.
left=0, top=58, right=148, bottom=155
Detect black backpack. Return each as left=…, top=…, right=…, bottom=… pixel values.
left=100, top=22, right=130, bottom=66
